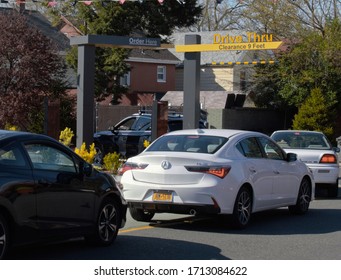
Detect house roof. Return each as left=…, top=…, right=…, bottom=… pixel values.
left=127, top=48, right=180, bottom=64
left=162, top=91, right=252, bottom=109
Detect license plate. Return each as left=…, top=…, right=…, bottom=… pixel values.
left=152, top=191, right=173, bottom=202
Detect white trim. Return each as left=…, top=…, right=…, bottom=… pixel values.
left=125, top=57, right=179, bottom=65
left=157, top=65, right=166, bottom=83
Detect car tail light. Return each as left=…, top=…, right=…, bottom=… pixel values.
left=117, top=162, right=148, bottom=175
left=320, top=154, right=337, bottom=164
left=185, top=165, right=231, bottom=178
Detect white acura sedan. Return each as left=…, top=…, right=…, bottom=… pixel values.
left=119, top=129, right=315, bottom=228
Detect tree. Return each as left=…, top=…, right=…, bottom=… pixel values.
left=187, top=0, right=246, bottom=31
left=278, top=20, right=341, bottom=108
left=45, top=0, right=203, bottom=102
left=292, top=87, right=335, bottom=138
left=249, top=62, right=288, bottom=109
left=0, top=10, right=68, bottom=131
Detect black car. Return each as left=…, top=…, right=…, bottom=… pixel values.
left=94, top=111, right=207, bottom=162
left=0, top=130, right=127, bottom=259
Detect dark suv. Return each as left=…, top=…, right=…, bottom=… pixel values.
left=93, top=111, right=207, bottom=162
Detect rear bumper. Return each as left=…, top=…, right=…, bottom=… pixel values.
left=128, top=201, right=221, bottom=215
left=308, top=164, right=339, bottom=184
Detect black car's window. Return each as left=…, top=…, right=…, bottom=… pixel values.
left=147, top=135, right=227, bottom=154
left=0, top=145, right=26, bottom=167
left=134, top=117, right=151, bottom=131
left=24, top=144, right=77, bottom=172
left=236, top=137, right=263, bottom=158
left=115, top=117, right=136, bottom=130
left=257, top=137, right=284, bottom=160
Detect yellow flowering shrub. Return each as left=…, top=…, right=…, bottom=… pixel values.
left=103, top=152, right=121, bottom=174
left=74, top=143, right=96, bottom=164
left=59, top=127, right=74, bottom=147
left=5, top=124, right=19, bottom=131
left=143, top=139, right=150, bottom=148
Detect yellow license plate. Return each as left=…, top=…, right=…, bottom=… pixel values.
left=152, top=192, right=173, bottom=202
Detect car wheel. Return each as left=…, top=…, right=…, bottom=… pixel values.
left=327, top=181, right=339, bottom=198
left=129, top=208, right=155, bottom=222
left=86, top=198, right=120, bottom=246
left=0, top=214, right=9, bottom=260
left=289, top=177, right=311, bottom=215
left=231, top=186, right=252, bottom=229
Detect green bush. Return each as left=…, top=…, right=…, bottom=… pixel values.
left=292, top=87, right=335, bottom=138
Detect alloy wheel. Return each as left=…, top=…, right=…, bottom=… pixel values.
left=236, top=190, right=252, bottom=226
left=98, top=203, right=118, bottom=242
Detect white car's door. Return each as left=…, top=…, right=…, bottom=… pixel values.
left=236, top=137, right=275, bottom=210
left=258, top=137, right=299, bottom=205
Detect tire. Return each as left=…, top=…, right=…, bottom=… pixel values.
left=129, top=207, right=155, bottom=222
left=327, top=182, right=339, bottom=198
left=231, top=186, right=252, bottom=229
left=86, top=198, right=120, bottom=246
left=289, top=177, right=311, bottom=215
left=0, top=213, right=9, bottom=260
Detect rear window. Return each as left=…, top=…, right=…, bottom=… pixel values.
left=146, top=135, right=228, bottom=154
left=272, top=131, right=331, bottom=150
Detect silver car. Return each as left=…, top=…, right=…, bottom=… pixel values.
left=271, top=130, right=339, bottom=197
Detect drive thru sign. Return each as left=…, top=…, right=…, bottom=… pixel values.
left=176, top=32, right=282, bottom=52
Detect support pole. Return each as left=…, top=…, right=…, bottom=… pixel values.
left=76, top=44, right=95, bottom=148
left=183, top=35, right=201, bottom=129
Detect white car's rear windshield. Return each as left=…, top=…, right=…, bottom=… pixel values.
left=272, top=131, right=331, bottom=150
left=147, top=135, right=228, bottom=154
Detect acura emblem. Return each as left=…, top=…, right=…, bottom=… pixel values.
left=161, top=160, right=171, bottom=170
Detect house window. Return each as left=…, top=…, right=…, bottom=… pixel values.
left=120, top=71, right=131, bottom=87
left=157, top=66, right=166, bottom=83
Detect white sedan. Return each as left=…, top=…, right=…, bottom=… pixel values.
left=119, top=129, right=315, bottom=228
left=271, top=130, right=339, bottom=197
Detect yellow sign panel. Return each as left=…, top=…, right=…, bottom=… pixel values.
left=175, top=41, right=282, bottom=52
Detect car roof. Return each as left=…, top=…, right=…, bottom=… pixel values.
left=132, top=112, right=183, bottom=119
left=0, top=129, right=55, bottom=142
left=164, top=129, right=266, bottom=138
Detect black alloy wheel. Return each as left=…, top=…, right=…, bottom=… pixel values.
left=87, top=198, right=120, bottom=246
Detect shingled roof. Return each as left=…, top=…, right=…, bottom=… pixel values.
left=127, top=48, right=180, bottom=64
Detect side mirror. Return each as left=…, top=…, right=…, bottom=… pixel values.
left=83, top=162, right=93, bottom=176
left=286, top=152, right=297, bottom=162
left=333, top=147, right=340, bottom=153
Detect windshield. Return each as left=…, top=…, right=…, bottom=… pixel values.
left=272, top=131, right=331, bottom=150
left=146, top=135, right=228, bottom=154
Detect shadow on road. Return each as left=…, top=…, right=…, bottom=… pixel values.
left=7, top=234, right=228, bottom=260
left=148, top=205, right=341, bottom=236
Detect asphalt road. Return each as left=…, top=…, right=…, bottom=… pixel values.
left=7, top=188, right=341, bottom=260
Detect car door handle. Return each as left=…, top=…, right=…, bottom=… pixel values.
left=273, top=170, right=280, bottom=174
left=249, top=167, right=256, bottom=173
